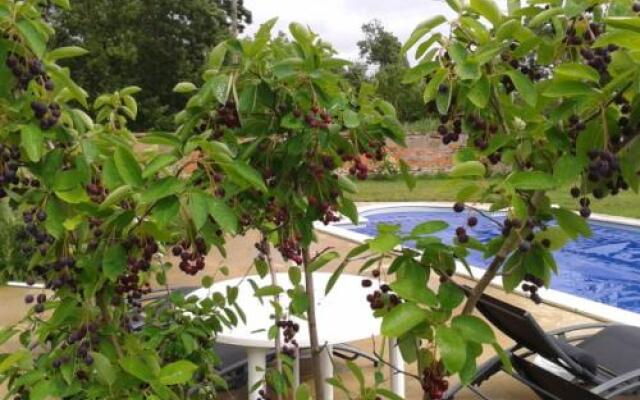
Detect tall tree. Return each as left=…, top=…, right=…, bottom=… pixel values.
left=51, top=0, right=252, bottom=130
left=355, top=20, right=423, bottom=122
left=357, top=19, right=405, bottom=68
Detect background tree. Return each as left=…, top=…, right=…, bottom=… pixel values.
left=356, top=20, right=424, bottom=123
left=51, top=0, right=252, bottom=130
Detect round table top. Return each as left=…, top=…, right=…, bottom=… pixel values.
left=188, top=272, right=381, bottom=348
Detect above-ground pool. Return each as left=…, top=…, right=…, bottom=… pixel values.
left=339, top=206, right=640, bottom=314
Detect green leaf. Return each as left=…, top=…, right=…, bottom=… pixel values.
left=91, top=352, right=116, bottom=386
left=173, top=82, right=198, bottom=94
left=605, top=16, right=640, bottom=33
left=436, top=326, right=467, bottom=373
left=340, top=198, right=359, bottom=224
left=505, top=70, right=537, bottom=106
left=467, top=76, right=491, bottom=108
left=0, top=349, right=30, bottom=374
left=100, top=185, right=132, bottom=210
left=470, top=0, right=502, bottom=27
left=158, top=360, right=198, bottom=385
left=555, top=63, right=600, bottom=83
left=190, top=191, right=210, bottom=230
left=17, top=19, right=46, bottom=57
left=369, top=233, right=401, bottom=253
left=295, top=384, right=311, bottom=400
left=492, top=343, right=513, bottom=373
left=21, top=124, right=44, bottom=162
left=535, top=227, right=569, bottom=251
left=411, top=221, right=448, bottom=236
left=210, top=74, right=230, bottom=104
left=381, top=303, right=427, bottom=337
left=552, top=208, right=592, bottom=239
left=120, top=357, right=156, bottom=382
left=226, top=162, right=267, bottom=192
left=343, top=110, right=360, bottom=128
left=528, top=7, right=564, bottom=28
left=438, top=282, right=465, bottom=309
left=543, top=80, right=598, bottom=98
left=401, top=15, right=447, bottom=54
left=553, top=155, right=584, bottom=185
left=208, top=198, right=238, bottom=234
left=452, top=315, right=496, bottom=343
left=114, top=147, right=143, bottom=188
left=450, top=161, right=486, bottom=178
left=103, top=244, right=126, bottom=281
left=391, top=272, right=438, bottom=307
left=47, top=46, right=88, bottom=61
left=254, top=285, right=283, bottom=297
left=507, top=171, right=557, bottom=190
left=309, top=251, right=340, bottom=272
left=143, top=154, right=178, bottom=179
left=140, top=177, right=184, bottom=204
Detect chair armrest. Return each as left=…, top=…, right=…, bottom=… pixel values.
left=592, top=368, right=640, bottom=398
left=547, top=322, right=616, bottom=336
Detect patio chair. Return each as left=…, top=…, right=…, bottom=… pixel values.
left=510, top=355, right=640, bottom=400
left=140, top=286, right=379, bottom=390
left=444, top=291, right=640, bottom=399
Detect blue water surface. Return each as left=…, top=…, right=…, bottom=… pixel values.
left=345, top=208, right=640, bottom=313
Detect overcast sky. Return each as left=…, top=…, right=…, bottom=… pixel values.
left=242, top=0, right=507, bottom=63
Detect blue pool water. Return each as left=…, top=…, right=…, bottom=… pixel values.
left=344, top=208, right=640, bottom=313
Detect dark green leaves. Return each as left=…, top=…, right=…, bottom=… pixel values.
left=507, top=171, right=557, bottom=190
left=470, top=0, right=502, bottom=27
left=208, top=198, right=238, bottom=234
left=504, top=70, right=537, bottom=106
left=553, top=208, right=592, bottom=239
left=450, top=161, right=486, bottom=178
left=401, top=16, right=447, bottom=54
left=103, top=244, right=126, bottom=281
left=114, top=147, right=143, bottom=188
left=451, top=316, right=496, bottom=344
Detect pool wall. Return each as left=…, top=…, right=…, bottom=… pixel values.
left=314, top=202, right=640, bottom=327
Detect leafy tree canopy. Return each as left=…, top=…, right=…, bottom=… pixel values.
left=357, top=19, right=405, bottom=68
left=51, top=0, right=252, bottom=130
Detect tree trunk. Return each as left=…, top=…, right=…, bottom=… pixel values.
left=230, top=0, right=239, bottom=38
left=302, top=247, right=325, bottom=400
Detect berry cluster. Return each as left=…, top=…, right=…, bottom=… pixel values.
left=566, top=115, right=587, bottom=145
left=216, top=100, right=240, bottom=129
left=437, top=115, right=463, bottom=145
left=362, top=140, right=386, bottom=162
left=363, top=279, right=400, bottom=311
left=266, top=199, right=289, bottom=226
left=421, top=362, right=448, bottom=400
left=346, top=156, right=369, bottom=180
left=86, top=179, right=108, bottom=203
left=4, top=51, right=54, bottom=92
left=20, top=208, right=54, bottom=256
left=277, top=237, right=302, bottom=265
left=521, top=274, right=544, bottom=304
left=24, top=292, right=47, bottom=314
left=309, top=197, right=340, bottom=225
left=30, top=100, right=60, bottom=130
left=51, top=321, right=101, bottom=375
left=113, top=236, right=157, bottom=316
left=276, top=319, right=299, bottom=358
left=301, top=105, right=332, bottom=129
left=172, top=237, right=208, bottom=276
left=0, top=144, right=25, bottom=199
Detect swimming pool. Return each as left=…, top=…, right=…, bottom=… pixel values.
left=335, top=205, right=640, bottom=314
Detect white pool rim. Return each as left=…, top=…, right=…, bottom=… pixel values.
left=314, top=202, right=640, bottom=327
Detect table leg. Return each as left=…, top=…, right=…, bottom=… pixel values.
left=293, top=347, right=300, bottom=390
left=246, top=347, right=267, bottom=400
left=320, top=344, right=334, bottom=400
left=389, top=338, right=405, bottom=397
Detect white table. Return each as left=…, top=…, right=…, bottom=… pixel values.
left=189, top=272, right=405, bottom=400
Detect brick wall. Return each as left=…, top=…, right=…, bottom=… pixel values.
left=386, top=134, right=466, bottom=174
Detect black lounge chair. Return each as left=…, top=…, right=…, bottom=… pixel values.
left=444, top=291, right=640, bottom=399
left=141, top=286, right=378, bottom=390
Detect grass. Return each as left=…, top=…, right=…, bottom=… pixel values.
left=352, top=175, right=640, bottom=219
left=403, top=118, right=439, bottom=134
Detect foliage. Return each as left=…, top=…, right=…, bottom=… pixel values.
left=0, top=1, right=403, bottom=399
left=336, top=0, right=640, bottom=398
left=0, top=201, right=32, bottom=283
left=50, top=0, right=252, bottom=130
left=174, top=17, right=405, bottom=397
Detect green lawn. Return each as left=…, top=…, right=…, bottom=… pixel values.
left=352, top=175, right=640, bottom=219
